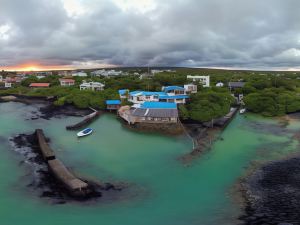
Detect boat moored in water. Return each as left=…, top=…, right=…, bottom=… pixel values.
left=77, top=128, right=93, bottom=137
left=240, top=108, right=246, bottom=114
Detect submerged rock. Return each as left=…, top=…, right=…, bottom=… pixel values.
left=240, top=157, right=300, bottom=225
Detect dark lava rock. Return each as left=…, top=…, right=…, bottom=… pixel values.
left=10, top=133, right=125, bottom=204
left=240, top=157, right=300, bottom=225
left=39, top=104, right=92, bottom=120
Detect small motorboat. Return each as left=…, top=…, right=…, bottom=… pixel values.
left=240, top=108, right=246, bottom=114
left=77, top=128, right=93, bottom=137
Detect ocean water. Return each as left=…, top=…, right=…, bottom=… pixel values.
left=0, top=102, right=299, bottom=225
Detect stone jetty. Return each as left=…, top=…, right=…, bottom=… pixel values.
left=66, top=111, right=101, bottom=130
left=35, top=129, right=90, bottom=197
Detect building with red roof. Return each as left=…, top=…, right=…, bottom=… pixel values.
left=29, top=83, right=50, bottom=88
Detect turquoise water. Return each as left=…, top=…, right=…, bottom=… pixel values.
left=0, top=102, right=299, bottom=225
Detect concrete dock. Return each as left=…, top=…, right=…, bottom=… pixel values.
left=35, top=129, right=89, bottom=196
left=66, top=111, right=101, bottom=130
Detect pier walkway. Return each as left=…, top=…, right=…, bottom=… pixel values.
left=66, top=111, right=102, bottom=130
left=35, top=129, right=89, bottom=196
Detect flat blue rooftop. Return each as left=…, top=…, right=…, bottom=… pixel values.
left=163, top=86, right=185, bottom=92
left=118, top=89, right=128, bottom=95
left=106, top=100, right=121, bottom=105
left=130, top=91, right=166, bottom=97
left=159, top=95, right=189, bottom=100
left=140, top=102, right=177, bottom=109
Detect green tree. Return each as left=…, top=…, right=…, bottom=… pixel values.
left=187, top=90, right=234, bottom=122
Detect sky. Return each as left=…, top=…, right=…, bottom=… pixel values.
left=0, top=0, right=300, bottom=71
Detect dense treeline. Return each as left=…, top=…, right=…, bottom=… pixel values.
left=179, top=88, right=234, bottom=122
left=2, top=68, right=300, bottom=121
left=244, top=88, right=300, bottom=116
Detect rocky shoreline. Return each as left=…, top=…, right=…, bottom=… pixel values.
left=121, top=121, right=184, bottom=135
left=0, top=98, right=127, bottom=203
left=10, top=133, right=125, bottom=204
left=239, top=155, right=300, bottom=225
left=179, top=123, right=221, bottom=164
left=1, top=95, right=93, bottom=120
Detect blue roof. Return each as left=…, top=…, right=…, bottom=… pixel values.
left=140, top=102, right=177, bottom=109
left=130, top=91, right=166, bottom=97
left=106, top=100, right=121, bottom=105
left=159, top=95, right=190, bottom=100
left=163, top=86, right=185, bottom=92
left=118, top=89, right=128, bottom=95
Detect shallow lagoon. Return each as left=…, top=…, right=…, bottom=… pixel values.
left=0, top=102, right=299, bottom=225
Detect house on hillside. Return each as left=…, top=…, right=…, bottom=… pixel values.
left=159, top=95, right=189, bottom=104
left=129, top=91, right=163, bottom=104
left=129, top=86, right=189, bottom=105
left=58, top=71, right=72, bottom=77
left=36, top=75, right=46, bottom=79
left=162, top=86, right=186, bottom=95
left=79, top=81, right=105, bottom=91
left=4, top=77, right=18, bottom=88
left=59, top=78, right=75, bottom=87
left=216, top=82, right=224, bottom=87
left=118, top=89, right=129, bottom=99
left=228, top=82, right=245, bottom=90
left=4, top=81, right=12, bottom=88
left=184, top=84, right=198, bottom=94
left=187, top=75, right=210, bottom=87
left=29, top=83, right=50, bottom=88
left=139, top=73, right=153, bottom=80
left=91, top=69, right=122, bottom=77
left=72, top=71, right=87, bottom=77
left=228, top=82, right=246, bottom=104
left=118, top=102, right=179, bottom=124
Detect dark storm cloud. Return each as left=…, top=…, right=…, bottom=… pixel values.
left=0, top=0, right=300, bottom=69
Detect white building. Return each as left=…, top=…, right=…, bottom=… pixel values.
left=4, top=82, right=12, bottom=88
left=72, top=71, right=88, bottom=77
left=151, top=69, right=175, bottom=74
left=58, top=71, right=72, bottom=77
left=91, top=69, right=106, bottom=76
left=0, top=75, right=3, bottom=82
left=80, top=81, right=105, bottom=91
left=139, top=73, right=153, bottom=80
left=187, top=75, right=210, bottom=87
left=129, top=91, right=162, bottom=104
left=36, top=75, right=46, bottom=79
left=129, top=86, right=189, bottom=105
left=59, top=78, right=75, bottom=87
left=216, top=82, right=224, bottom=87
left=184, top=84, right=198, bottom=94
left=91, top=69, right=123, bottom=77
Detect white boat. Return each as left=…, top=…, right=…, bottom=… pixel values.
left=240, top=108, right=246, bottom=114
left=77, top=128, right=93, bottom=137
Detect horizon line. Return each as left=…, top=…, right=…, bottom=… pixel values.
left=1, top=66, right=300, bottom=73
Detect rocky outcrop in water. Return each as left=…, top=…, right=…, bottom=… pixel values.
left=240, top=157, right=300, bottom=225
left=10, top=133, right=124, bottom=204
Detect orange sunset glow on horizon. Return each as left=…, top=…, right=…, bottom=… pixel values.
left=0, top=63, right=75, bottom=72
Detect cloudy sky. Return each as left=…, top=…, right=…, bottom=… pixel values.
left=0, top=0, right=300, bottom=71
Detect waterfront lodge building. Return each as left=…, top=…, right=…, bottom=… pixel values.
left=128, top=86, right=192, bottom=105
left=106, top=100, right=121, bottom=111
left=118, top=102, right=179, bottom=124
